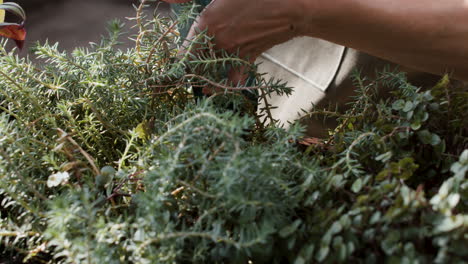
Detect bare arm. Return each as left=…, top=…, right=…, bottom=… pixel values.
left=165, top=0, right=468, bottom=80
left=309, top=0, right=468, bottom=80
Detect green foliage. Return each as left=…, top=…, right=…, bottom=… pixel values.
left=0, top=2, right=466, bottom=263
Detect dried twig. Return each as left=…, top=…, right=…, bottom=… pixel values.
left=56, top=128, right=100, bottom=176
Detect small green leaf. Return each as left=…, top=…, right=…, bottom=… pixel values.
left=347, top=242, right=356, bottom=255
left=376, top=151, right=392, bottom=162
left=339, top=215, right=351, bottom=228
left=316, top=246, right=330, bottom=262
left=134, top=229, right=145, bottom=242
left=392, top=99, right=405, bottom=110
left=417, top=130, right=433, bottom=145
left=403, top=101, right=414, bottom=112
left=430, top=134, right=441, bottom=146
left=332, top=236, right=343, bottom=248
left=370, top=211, right=381, bottom=224
left=294, top=257, right=306, bottom=264
left=338, top=243, right=347, bottom=261
left=406, top=110, right=414, bottom=119
left=435, top=215, right=464, bottom=233
left=135, top=121, right=150, bottom=140
left=422, top=112, right=429, bottom=122
left=279, top=219, right=301, bottom=238
left=397, top=157, right=419, bottom=180
left=410, top=121, right=421, bottom=130
left=100, top=166, right=116, bottom=177
left=95, top=174, right=110, bottom=189
left=376, top=170, right=390, bottom=181
left=351, top=178, right=363, bottom=193
left=381, top=231, right=400, bottom=255
left=447, top=193, right=460, bottom=208
left=329, top=221, right=342, bottom=235
left=299, top=244, right=315, bottom=261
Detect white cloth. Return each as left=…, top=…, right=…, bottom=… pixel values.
left=256, top=37, right=439, bottom=137
left=257, top=37, right=345, bottom=127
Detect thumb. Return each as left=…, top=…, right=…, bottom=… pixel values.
left=160, top=0, right=193, bottom=3
left=228, top=57, right=257, bottom=87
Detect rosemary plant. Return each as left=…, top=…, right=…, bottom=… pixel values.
left=0, top=1, right=466, bottom=263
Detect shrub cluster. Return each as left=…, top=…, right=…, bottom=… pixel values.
left=0, top=2, right=466, bottom=263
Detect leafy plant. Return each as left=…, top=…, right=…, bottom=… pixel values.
left=0, top=1, right=466, bottom=263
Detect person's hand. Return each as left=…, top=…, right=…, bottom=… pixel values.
left=162, top=0, right=312, bottom=85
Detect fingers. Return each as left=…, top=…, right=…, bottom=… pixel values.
left=228, top=56, right=257, bottom=87
left=184, top=17, right=258, bottom=90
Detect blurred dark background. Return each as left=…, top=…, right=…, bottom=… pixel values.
left=9, top=0, right=170, bottom=52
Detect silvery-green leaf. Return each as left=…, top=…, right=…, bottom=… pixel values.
left=316, top=246, right=329, bottom=262
left=351, top=178, right=363, bottom=193
left=47, top=172, right=70, bottom=187
left=435, top=215, right=464, bottom=233
left=447, top=194, right=460, bottom=208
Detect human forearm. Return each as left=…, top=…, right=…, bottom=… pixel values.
left=163, top=0, right=468, bottom=80
left=304, top=0, right=468, bottom=80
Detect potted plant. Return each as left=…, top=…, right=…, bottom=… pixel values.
left=0, top=1, right=26, bottom=49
